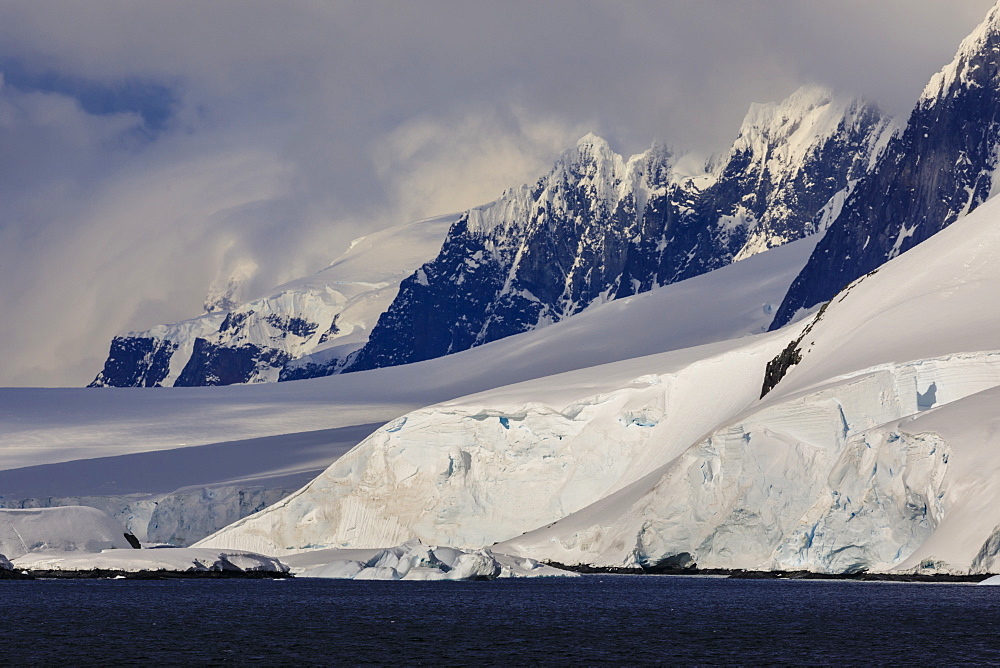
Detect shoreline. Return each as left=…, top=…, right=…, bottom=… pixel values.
left=1, top=569, right=291, bottom=580
left=543, top=562, right=995, bottom=583
left=3, top=564, right=993, bottom=583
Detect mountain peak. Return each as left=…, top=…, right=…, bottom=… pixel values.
left=921, top=1, right=1000, bottom=103
left=567, top=132, right=618, bottom=168
left=726, top=85, right=883, bottom=182
left=575, top=131, right=607, bottom=147
left=738, top=85, right=835, bottom=135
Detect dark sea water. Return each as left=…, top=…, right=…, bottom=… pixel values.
left=3, top=575, right=999, bottom=665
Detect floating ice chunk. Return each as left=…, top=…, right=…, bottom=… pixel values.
left=13, top=547, right=288, bottom=574
left=283, top=539, right=570, bottom=580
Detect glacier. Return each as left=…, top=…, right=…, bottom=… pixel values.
left=202, top=190, right=1000, bottom=575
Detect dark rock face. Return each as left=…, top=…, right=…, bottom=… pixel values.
left=174, top=338, right=291, bottom=387
left=90, top=301, right=324, bottom=387
left=348, top=91, right=890, bottom=374
left=89, top=336, right=178, bottom=388
left=761, top=342, right=803, bottom=399
left=771, top=11, right=1000, bottom=330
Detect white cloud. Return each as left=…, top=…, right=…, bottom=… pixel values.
left=372, top=106, right=591, bottom=224
left=0, top=0, right=995, bottom=385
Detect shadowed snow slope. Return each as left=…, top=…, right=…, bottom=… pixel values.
left=0, top=236, right=812, bottom=472
left=0, top=506, right=132, bottom=560
left=203, top=193, right=1000, bottom=574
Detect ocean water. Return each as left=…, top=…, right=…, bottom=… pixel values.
left=3, top=575, right=999, bottom=664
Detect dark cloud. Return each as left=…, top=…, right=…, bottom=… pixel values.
left=0, top=0, right=994, bottom=385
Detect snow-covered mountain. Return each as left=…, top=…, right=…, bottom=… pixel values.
left=348, top=87, right=891, bottom=373
left=771, top=2, right=1000, bottom=328
left=89, top=86, right=889, bottom=387
left=200, top=190, right=1000, bottom=575
left=89, top=214, right=455, bottom=387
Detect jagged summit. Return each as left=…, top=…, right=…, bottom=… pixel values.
left=465, top=133, right=670, bottom=241
left=734, top=85, right=835, bottom=151
left=771, top=0, right=1000, bottom=330
left=721, top=87, right=892, bottom=260
left=730, top=86, right=883, bottom=178
left=921, top=0, right=1000, bottom=103
left=346, top=85, right=889, bottom=376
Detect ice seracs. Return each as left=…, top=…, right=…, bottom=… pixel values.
left=13, top=547, right=290, bottom=576
left=195, top=331, right=794, bottom=555
left=280, top=539, right=573, bottom=580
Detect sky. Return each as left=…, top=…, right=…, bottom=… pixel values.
left=0, top=0, right=995, bottom=387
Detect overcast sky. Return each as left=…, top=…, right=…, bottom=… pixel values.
left=0, top=0, right=995, bottom=387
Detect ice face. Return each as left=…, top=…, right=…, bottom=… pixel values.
left=0, top=506, right=132, bottom=560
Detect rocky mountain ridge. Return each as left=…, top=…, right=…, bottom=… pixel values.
left=771, top=2, right=1000, bottom=327
left=348, top=86, right=891, bottom=374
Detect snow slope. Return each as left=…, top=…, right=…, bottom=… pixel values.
left=203, top=192, right=1000, bottom=574
left=0, top=235, right=816, bottom=544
